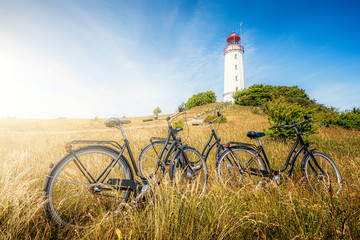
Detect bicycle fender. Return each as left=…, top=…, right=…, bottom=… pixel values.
left=300, top=149, right=316, bottom=170
left=163, top=141, right=179, bottom=162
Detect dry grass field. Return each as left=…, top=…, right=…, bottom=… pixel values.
left=0, top=104, right=359, bottom=239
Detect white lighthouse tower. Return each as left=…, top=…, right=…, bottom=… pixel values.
left=223, top=31, right=245, bottom=102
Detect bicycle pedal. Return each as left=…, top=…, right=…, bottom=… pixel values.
left=132, top=184, right=150, bottom=205
left=271, top=175, right=281, bottom=186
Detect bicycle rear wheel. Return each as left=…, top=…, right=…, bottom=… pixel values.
left=43, top=145, right=133, bottom=228
left=303, top=151, right=342, bottom=196
left=169, top=146, right=208, bottom=196
left=217, top=146, right=266, bottom=192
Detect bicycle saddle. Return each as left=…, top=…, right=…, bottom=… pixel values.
left=247, top=131, right=265, bottom=139
left=104, top=118, right=131, bottom=127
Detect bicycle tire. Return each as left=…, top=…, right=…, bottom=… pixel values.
left=138, top=141, right=175, bottom=180
left=303, top=151, right=342, bottom=196
left=43, top=145, right=133, bottom=228
left=217, top=146, right=266, bottom=192
left=169, top=146, right=208, bottom=196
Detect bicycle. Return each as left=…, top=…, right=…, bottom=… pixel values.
left=139, top=111, right=225, bottom=176
left=217, top=115, right=342, bottom=196
left=43, top=118, right=150, bottom=228
left=138, top=112, right=208, bottom=194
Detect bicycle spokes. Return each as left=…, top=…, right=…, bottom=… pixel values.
left=305, top=152, right=342, bottom=196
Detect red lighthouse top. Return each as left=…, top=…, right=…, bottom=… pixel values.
left=226, top=31, right=240, bottom=42
left=224, top=31, right=244, bottom=53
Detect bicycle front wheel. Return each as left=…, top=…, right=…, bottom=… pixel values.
left=169, top=146, right=208, bottom=196
left=138, top=141, right=175, bottom=180
left=43, top=145, right=133, bottom=228
left=217, top=146, right=266, bottom=192
left=303, top=151, right=342, bottom=196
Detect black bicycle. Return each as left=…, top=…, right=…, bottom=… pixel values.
left=138, top=112, right=208, bottom=194
left=43, top=118, right=153, bottom=228
left=217, top=115, right=342, bottom=196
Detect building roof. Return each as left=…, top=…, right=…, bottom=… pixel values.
left=226, top=31, right=240, bottom=42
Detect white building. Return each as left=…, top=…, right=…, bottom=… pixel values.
left=223, top=31, right=245, bottom=102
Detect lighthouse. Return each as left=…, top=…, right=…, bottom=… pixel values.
left=223, top=31, right=245, bottom=102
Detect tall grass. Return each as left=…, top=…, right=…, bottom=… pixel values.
left=0, top=105, right=359, bottom=239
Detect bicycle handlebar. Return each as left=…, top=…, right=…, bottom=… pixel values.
left=142, top=111, right=187, bottom=122
left=143, top=118, right=154, bottom=122
left=271, top=115, right=312, bottom=129
left=192, top=111, right=223, bottom=126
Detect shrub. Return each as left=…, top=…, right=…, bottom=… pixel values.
left=338, top=112, right=360, bottom=130
left=233, top=84, right=310, bottom=107
left=313, top=105, right=340, bottom=127
left=173, top=120, right=184, bottom=129
left=153, top=107, right=162, bottom=116
left=185, top=91, right=216, bottom=109
left=265, top=98, right=317, bottom=140
left=233, top=84, right=275, bottom=106
left=234, top=83, right=360, bottom=132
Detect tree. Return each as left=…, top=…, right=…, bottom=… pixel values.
left=177, top=102, right=187, bottom=112
left=185, top=91, right=216, bottom=109
left=153, top=106, right=162, bottom=116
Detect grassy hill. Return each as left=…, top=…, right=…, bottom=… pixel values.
left=0, top=105, right=359, bottom=239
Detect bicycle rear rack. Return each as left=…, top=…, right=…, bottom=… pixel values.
left=150, top=137, right=173, bottom=143
left=225, top=141, right=259, bottom=152
left=65, top=140, right=122, bottom=150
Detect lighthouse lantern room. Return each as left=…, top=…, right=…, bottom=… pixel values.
left=223, top=31, right=245, bottom=102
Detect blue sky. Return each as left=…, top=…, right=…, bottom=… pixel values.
left=0, top=0, right=359, bottom=118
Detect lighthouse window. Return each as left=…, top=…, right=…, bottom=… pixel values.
left=234, top=54, right=237, bottom=59
left=236, top=87, right=238, bottom=91
left=235, top=76, right=238, bottom=81
left=235, top=65, right=237, bottom=70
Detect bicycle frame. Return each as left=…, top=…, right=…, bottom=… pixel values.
left=253, top=127, right=313, bottom=178
left=193, top=112, right=226, bottom=162
left=64, top=125, right=146, bottom=191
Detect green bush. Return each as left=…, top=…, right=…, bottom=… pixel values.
left=338, top=112, right=360, bottom=130
left=173, top=120, right=184, bottom=129
left=185, top=91, right=216, bottom=109
left=233, top=83, right=360, bottom=132
left=233, top=84, right=275, bottom=106
left=313, top=106, right=360, bottom=130
left=265, top=98, right=317, bottom=140
left=153, top=106, right=162, bottom=116
left=233, top=84, right=309, bottom=107
left=313, top=105, right=340, bottom=127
